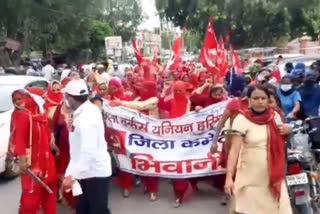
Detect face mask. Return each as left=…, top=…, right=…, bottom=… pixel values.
left=13, top=103, right=24, bottom=110
left=280, top=84, right=292, bottom=92
left=87, top=82, right=93, bottom=90
left=64, top=97, right=71, bottom=109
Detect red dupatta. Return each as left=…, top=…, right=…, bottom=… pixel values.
left=108, top=77, right=126, bottom=101
left=45, top=82, right=63, bottom=109
left=170, top=81, right=189, bottom=118
left=238, top=106, right=286, bottom=201
left=11, top=90, right=56, bottom=184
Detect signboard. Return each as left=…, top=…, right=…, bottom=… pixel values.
left=105, top=36, right=122, bottom=50
left=103, top=101, right=227, bottom=178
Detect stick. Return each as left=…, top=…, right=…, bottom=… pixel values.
left=27, top=169, right=54, bottom=194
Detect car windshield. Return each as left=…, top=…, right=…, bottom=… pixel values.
left=0, top=84, right=20, bottom=113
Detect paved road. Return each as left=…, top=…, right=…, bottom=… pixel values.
left=0, top=177, right=228, bottom=214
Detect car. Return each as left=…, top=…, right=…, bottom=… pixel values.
left=265, top=55, right=320, bottom=77
left=259, top=54, right=303, bottom=67
left=0, top=75, right=49, bottom=178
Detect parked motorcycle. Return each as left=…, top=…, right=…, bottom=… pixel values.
left=286, top=117, right=320, bottom=214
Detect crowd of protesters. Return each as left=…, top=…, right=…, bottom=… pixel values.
left=7, top=54, right=320, bottom=214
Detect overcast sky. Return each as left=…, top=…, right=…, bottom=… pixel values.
left=138, top=0, right=160, bottom=31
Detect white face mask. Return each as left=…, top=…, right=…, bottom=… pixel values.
left=280, top=84, right=292, bottom=92
left=64, top=97, right=71, bottom=108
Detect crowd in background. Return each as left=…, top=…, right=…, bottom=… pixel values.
left=7, top=55, right=320, bottom=213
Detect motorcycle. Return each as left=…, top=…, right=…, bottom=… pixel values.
left=286, top=117, right=320, bottom=214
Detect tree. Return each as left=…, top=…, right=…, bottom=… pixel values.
left=89, top=20, right=113, bottom=60
left=102, top=0, right=143, bottom=42
left=155, top=0, right=320, bottom=48
left=0, top=0, right=117, bottom=65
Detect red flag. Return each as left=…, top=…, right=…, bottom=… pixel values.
left=270, top=56, right=283, bottom=83
left=200, top=17, right=219, bottom=75
left=152, top=46, right=159, bottom=65
left=132, top=40, right=144, bottom=65
left=270, top=68, right=282, bottom=84
left=231, top=49, right=243, bottom=74
left=172, top=37, right=182, bottom=55
left=217, top=38, right=228, bottom=81
left=163, top=37, right=183, bottom=73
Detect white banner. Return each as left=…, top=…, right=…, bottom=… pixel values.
left=103, top=101, right=227, bottom=178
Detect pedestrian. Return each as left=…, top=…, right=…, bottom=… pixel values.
left=106, top=77, right=133, bottom=197
left=111, top=81, right=160, bottom=201
left=61, top=79, right=112, bottom=214
left=42, top=60, right=55, bottom=81
left=277, top=75, right=301, bottom=120
left=44, top=81, right=63, bottom=110
left=224, top=84, right=292, bottom=214
left=96, top=82, right=108, bottom=99
left=190, top=84, right=229, bottom=205
left=10, top=89, right=57, bottom=214
left=298, top=71, right=320, bottom=117
left=159, top=80, right=192, bottom=208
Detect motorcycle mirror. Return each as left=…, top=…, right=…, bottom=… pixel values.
left=295, top=120, right=303, bottom=126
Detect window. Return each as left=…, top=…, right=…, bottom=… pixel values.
left=26, top=81, right=48, bottom=90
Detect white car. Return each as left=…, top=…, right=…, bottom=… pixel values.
left=0, top=75, right=48, bottom=178
left=266, top=55, right=320, bottom=77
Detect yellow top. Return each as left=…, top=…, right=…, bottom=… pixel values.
left=230, top=114, right=292, bottom=214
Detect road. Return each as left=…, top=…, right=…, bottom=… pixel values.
left=0, top=177, right=228, bottom=214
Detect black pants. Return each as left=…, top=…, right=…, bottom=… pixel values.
left=76, top=177, right=111, bottom=214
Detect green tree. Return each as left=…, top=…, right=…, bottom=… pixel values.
left=102, top=0, right=143, bottom=42
left=156, top=0, right=320, bottom=48
left=89, top=20, right=113, bottom=60
left=0, top=0, right=119, bottom=65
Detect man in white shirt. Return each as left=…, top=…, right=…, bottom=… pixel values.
left=109, top=62, right=125, bottom=78
left=61, top=79, right=112, bottom=214
left=60, top=64, right=71, bottom=81
left=96, top=64, right=110, bottom=85
left=41, top=60, right=55, bottom=81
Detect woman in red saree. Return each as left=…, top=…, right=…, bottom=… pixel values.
left=106, top=77, right=133, bottom=197
left=113, top=81, right=160, bottom=201
left=10, top=90, right=57, bottom=214
left=158, top=81, right=192, bottom=208
left=46, top=78, right=77, bottom=209
left=44, top=81, right=63, bottom=110
left=107, top=77, right=129, bottom=101
left=44, top=81, right=64, bottom=145
left=190, top=84, right=227, bottom=110
left=189, top=84, right=229, bottom=204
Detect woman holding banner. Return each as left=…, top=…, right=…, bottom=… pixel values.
left=190, top=84, right=229, bottom=205
left=159, top=80, right=192, bottom=208
left=107, top=77, right=133, bottom=198
left=224, top=85, right=292, bottom=214
left=113, top=80, right=160, bottom=201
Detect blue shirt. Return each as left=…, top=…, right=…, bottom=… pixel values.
left=277, top=89, right=301, bottom=117
left=298, top=85, right=320, bottom=117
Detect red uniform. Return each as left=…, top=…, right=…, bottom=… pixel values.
left=130, top=81, right=160, bottom=195
left=107, top=78, right=133, bottom=192
left=52, top=104, right=78, bottom=209
left=10, top=90, right=57, bottom=214
left=159, top=81, right=192, bottom=203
